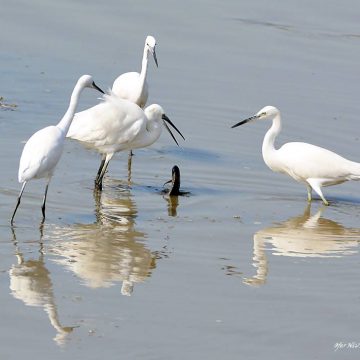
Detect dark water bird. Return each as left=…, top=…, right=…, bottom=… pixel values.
left=163, top=165, right=189, bottom=196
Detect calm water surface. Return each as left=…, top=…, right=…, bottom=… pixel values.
left=1, top=0, right=360, bottom=359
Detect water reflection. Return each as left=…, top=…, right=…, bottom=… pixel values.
left=50, top=179, right=164, bottom=295
left=164, top=194, right=179, bottom=216
left=243, top=204, right=360, bottom=286
left=9, top=228, right=75, bottom=346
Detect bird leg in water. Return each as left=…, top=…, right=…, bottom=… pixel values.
left=96, top=157, right=106, bottom=181
left=41, top=181, right=50, bottom=220
left=95, top=153, right=113, bottom=191
left=127, top=151, right=133, bottom=184
left=11, top=182, right=27, bottom=225
left=306, top=185, right=312, bottom=202
left=95, top=157, right=107, bottom=190
left=307, top=179, right=329, bottom=206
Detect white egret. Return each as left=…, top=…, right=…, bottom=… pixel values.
left=69, top=36, right=158, bottom=174
left=232, top=106, right=360, bottom=205
left=112, top=35, right=158, bottom=108
left=11, top=75, right=104, bottom=224
left=67, top=95, right=185, bottom=190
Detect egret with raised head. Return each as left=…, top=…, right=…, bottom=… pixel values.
left=68, top=36, right=159, bottom=175
left=112, top=35, right=158, bottom=108
left=11, top=75, right=104, bottom=224
left=232, top=106, right=360, bottom=205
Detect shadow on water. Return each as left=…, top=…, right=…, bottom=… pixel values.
left=155, top=146, right=222, bottom=163
left=225, top=203, right=360, bottom=286
left=234, top=17, right=360, bottom=40
left=10, top=227, right=75, bottom=346
left=47, top=178, right=169, bottom=295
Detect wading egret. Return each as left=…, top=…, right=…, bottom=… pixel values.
left=232, top=106, right=360, bottom=205
left=69, top=36, right=158, bottom=172
left=112, top=35, right=158, bottom=108
left=11, top=75, right=104, bottom=224
left=67, top=95, right=185, bottom=190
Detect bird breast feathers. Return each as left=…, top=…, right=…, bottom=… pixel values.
left=18, top=126, right=64, bottom=182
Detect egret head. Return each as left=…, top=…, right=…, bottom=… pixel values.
left=77, top=75, right=105, bottom=94
left=145, top=35, right=158, bottom=67
left=145, top=104, right=185, bottom=146
left=231, top=106, right=280, bottom=128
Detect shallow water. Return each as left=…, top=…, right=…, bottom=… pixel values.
left=1, top=0, right=360, bottom=359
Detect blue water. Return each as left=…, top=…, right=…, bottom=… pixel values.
left=1, top=1, right=360, bottom=359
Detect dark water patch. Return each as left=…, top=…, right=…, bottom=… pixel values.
left=233, top=17, right=360, bottom=42
left=154, top=146, right=223, bottom=163
left=234, top=17, right=294, bottom=32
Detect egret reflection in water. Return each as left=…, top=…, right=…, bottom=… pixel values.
left=9, top=228, right=75, bottom=346
left=243, top=204, right=360, bottom=286
left=49, top=179, right=165, bottom=295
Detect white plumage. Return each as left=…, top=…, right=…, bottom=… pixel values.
left=112, top=35, right=158, bottom=108
left=67, top=94, right=184, bottom=190
left=11, top=75, right=104, bottom=224
left=232, top=106, right=360, bottom=205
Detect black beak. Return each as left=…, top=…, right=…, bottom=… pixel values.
left=152, top=48, right=159, bottom=68
left=162, top=114, right=185, bottom=146
left=92, top=81, right=105, bottom=94
left=231, top=114, right=259, bottom=128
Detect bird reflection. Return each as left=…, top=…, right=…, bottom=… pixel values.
left=164, top=194, right=179, bottom=216
left=9, top=228, right=75, bottom=346
left=50, top=178, right=163, bottom=295
left=243, top=204, right=360, bottom=286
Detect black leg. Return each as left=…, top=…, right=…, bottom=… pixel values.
left=94, top=154, right=113, bottom=191
left=41, top=182, right=50, bottom=220
left=11, top=182, right=27, bottom=225
left=95, top=157, right=106, bottom=182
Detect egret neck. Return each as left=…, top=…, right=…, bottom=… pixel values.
left=262, top=111, right=282, bottom=171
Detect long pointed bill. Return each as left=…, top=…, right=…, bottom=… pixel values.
left=151, top=48, right=159, bottom=67
left=92, top=81, right=105, bottom=94
left=231, top=114, right=260, bottom=128
left=162, top=114, right=185, bottom=146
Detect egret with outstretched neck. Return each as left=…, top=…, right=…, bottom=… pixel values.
left=68, top=36, right=158, bottom=175
left=112, top=35, right=158, bottom=108
left=67, top=95, right=185, bottom=190
left=11, top=75, right=104, bottom=224
left=232, top=106, right=360, bottom=205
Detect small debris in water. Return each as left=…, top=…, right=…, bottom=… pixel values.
left=0, top=96, right=17, bottom=110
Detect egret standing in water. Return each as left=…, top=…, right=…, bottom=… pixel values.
left=68, top=36, right=158, bottom=176
left=112, top=35, right=158, bottom=161
left=232, top=106, right=360, bottom=205
left=11, top=75, right=104, bottom=224
left=67, top=95, right=185, bottom=190
left=112, top=35, right=158, bottom=108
